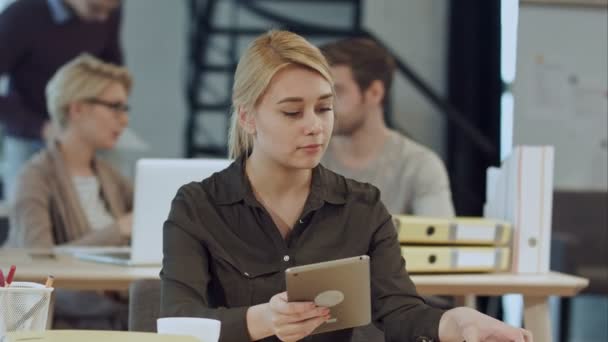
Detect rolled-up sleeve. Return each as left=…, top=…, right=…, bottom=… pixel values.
left=159, top=186, right=251, bottom=342
left=368, top=199, right=445, bottom=341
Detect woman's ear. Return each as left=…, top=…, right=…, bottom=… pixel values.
left=238, top=106, right=256, bottom=135
left=66, top=101, right=85, bottom=123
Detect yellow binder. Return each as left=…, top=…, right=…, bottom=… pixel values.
left=393, top=215, right=512, bottom=246
left=401, top=246, right=511, bottom=273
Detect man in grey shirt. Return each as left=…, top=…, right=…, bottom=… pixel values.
left=320, top=38, right=454, bottom=217
left=319, top=36, right=456, bottom=342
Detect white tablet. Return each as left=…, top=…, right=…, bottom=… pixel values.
left=285, top=255, right=371, bottom=335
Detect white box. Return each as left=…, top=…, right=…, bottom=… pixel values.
left=484, top=146, right=555, bottom=273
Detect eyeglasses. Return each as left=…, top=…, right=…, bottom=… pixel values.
left=85, top=98, right=130, bottom=113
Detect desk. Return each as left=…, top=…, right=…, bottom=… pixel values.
left=3, top=330, right=198, bottom=342
left=1, top=249, right=589, bottom=341
left=413, top=272, right=588, bottom=342
left=0, top=249, right=158, bottom=291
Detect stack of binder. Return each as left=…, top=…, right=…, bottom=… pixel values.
left=394, top=215, right=513, bottom=273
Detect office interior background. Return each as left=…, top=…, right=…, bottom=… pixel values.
left=0, top=0, right=606, bottom=341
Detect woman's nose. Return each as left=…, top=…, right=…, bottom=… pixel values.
left=303, top=110, right=322, bottom=135
left=119, top=112, right=129, bottom=127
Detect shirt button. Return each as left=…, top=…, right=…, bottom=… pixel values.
left=283, top=255, right=290, bottom=262
left=414, top=337, right=434, bottom=342
left=243, top=272, right=250, bottom=277
left=299, top=219, right=304, bottom=224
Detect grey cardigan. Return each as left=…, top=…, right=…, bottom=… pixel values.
left=8, top=143, right=133, bottom=247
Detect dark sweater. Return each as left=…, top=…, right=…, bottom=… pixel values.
left=0, top=0, right=122, bottom=139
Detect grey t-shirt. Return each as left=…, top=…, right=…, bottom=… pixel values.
left=322, top=130, right=455, bottom=217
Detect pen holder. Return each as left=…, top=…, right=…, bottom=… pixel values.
left=0, top=282, right=54, bottom=336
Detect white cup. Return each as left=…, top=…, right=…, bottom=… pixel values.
left=157, top=317, right=221, bottom=342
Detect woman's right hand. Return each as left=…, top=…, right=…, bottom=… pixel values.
left=247, top=292, right=330, bottom=341
left=117, top=213, right=133, bottom=238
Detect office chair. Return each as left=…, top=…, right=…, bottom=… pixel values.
left=128, top=279, right=161, bottom=332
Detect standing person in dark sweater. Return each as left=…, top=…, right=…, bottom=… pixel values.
left=0, top=0, right=123, bottom=202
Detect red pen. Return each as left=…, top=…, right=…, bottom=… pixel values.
left=0, top=269, right=5, bottom=287
left=6, top=265, right=16, bottom=286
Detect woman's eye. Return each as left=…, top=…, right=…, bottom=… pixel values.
left=317, top=107, right=333, bottom=113
left=282, top=111, right=300, bottom=116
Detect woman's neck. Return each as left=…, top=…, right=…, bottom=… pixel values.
left=245, top=150, right=312, bottom=201
left=58, top=130, right=96, bottom=177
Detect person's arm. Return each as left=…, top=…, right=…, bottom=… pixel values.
left=99, top=6, right=123, bottom=65
left=9, top=162, right=55, bottom=248
left=411, top=152, right=455, bottom=217
left=63, top=219, right=129, bottom=246
left=438, top=307, right=533, bottom=342
left=0, top=4, right=46, bottom=137
left=159, top=186, right=252, bottom=341
left=370, top=196, right=533, bottom=342
left=367, top=195, right=445, bottom=341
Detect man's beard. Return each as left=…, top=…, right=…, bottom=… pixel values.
left=333, top=111, right=367, bottom=137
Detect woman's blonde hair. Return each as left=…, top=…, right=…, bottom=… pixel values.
left=46, top=53, right=132, bottom=128
left=228, top=30, right=333, bottom=159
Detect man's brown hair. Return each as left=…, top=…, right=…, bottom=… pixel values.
left=320, top=37, right=396, bottom=105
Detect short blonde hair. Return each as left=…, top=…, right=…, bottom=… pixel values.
left=46, top=54, right=132, bottom=128
left=228, top=30, right=333, bottom=159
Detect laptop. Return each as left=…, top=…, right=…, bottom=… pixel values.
left=74, top=158, right=231, bottom=266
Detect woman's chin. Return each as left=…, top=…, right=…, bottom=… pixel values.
left=290, top=156, right=322, bottom=170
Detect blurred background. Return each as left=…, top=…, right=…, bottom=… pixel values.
left=0, top=1, right=606, bottom=341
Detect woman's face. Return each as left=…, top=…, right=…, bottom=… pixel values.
left=70, top=81, right=129, bottom=150
left=245, top=65, right=334, bottom=170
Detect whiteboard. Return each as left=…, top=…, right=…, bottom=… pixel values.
left=512, top=5, right=608, bottom=190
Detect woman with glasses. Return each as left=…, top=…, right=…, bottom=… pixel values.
left=7, top=54, right=133, bottom=329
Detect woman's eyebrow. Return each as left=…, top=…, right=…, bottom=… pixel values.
left=276, top=93, right=333, bottom=104
left=276, top=97, right=303, bottom=104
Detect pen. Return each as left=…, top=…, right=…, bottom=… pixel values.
left=6, top=265, right=16, bottom=287
left=45, top=275, right=55, bottom=288
left=0, top=269, right=5, bottom=287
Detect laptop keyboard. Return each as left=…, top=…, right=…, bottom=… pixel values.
left=96, top=252, right=130, bottom=259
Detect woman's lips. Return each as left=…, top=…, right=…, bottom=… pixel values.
left=300, top=144, right=322, bottom=153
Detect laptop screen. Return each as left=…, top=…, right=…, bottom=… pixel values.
left=129, top=158, right=231, bottom=264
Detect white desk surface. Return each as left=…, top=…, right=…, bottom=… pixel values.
left=3, top=330, right=197, bottom=342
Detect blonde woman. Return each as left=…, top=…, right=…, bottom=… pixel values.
left=160, top=31, right=532, bottom=342
left=9, top=54, right=133, bottom=248
left=7, top=54, right=133, bottom=329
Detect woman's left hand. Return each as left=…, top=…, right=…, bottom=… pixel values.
left=438, top=307, right=533, bottom=342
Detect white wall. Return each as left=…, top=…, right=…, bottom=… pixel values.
left=122, top=0, right=187, bottom=160
left=513, top=5, right=608, bottom=190
left=363, top=0, right=449, bottom=158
